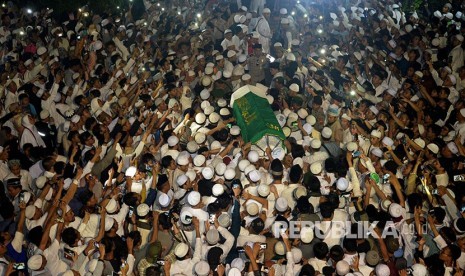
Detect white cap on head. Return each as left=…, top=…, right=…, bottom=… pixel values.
left=322, top=127, right=332, bottom=139
left=125, top=166, right=137, bottom=177
left=202, top=167, right=214, bottom=180
left=289, top=83, right=299, bottom=92
left=427, top=143, right=439, bottom=154
left=137, top=203, right=150, bottom=216
left=158, top=193, right=171, bottom=208
left=174, top=243, right=189, bottom=258
left=336, top=178, right=349, bottom=191
left=106, top=198, right=118, bottom=213
left=371, top=148, right=383, bottom=158
left=389, top=203, right=403, bottom=218
left=187, top=191, right=201, bottom=206
left=167, top=136, right=179, bottom=147
left=336, top=261, right=351, bottom=275
left=275, top=197, right=288, bottom=212
left=248, top=150, right=259, bottom=163
left=176, top=174, right=188, bottom=187
left=370, top=130, right=382, bottom=138
left=194, top=155, right=206, bottom=167
left=248, top=170, right=261, bottom=182
left=25, top=205, right=36, bottom=220
left=347, top=142, right=357, bottom=152
left=176, top=154, right=190, bottom=166
left=311, top=139, right=321, bottom=149
left=413, top=138, right=426, bottom=149
left=224, top=168, right=236, bottom=180
left=300, top=227, right=314, bottom=243
left=246, top=202, right=259, bottom=216
left=369, top=106, right=379, bottom=115
left=194, top=260, right=210, bottom=276
left=212, top=184, right=225, bottom=196
left=257, top=184, right=270, bottom=197
left=375, top=264, right=390, bottom=276
left=310, top=163, right=322, bottom=174
left=238, top=160, right=250, bottom=172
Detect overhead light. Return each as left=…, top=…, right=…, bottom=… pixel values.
left=27, top=8, right=32, bottom=14
left=320, top=49, right=326, bottom=54
left=317, top=29, right=323, bottom=34
left=350, top=90, right=356, bottom=96
left=304, top=14, right=308, bottom=18
left=197, top=13, right=201, bottom=18
left=319, top=16, right=323, bottom=20
left=291, top=11, right=295, bottom=16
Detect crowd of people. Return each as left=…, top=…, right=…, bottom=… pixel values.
left=0, top=0, right=465, bottom=275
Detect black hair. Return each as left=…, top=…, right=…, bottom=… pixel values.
left=319, top=202, right=334, bottom=219
left=329, top=245, right=344, bottom=262
left=62, top=228, right=79, bottom=247
left=314, top=242, right=329, bottom=260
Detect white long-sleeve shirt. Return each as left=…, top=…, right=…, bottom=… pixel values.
left=170, top=237, right=202, bottom=275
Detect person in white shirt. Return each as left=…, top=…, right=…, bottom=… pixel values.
left=167, top=217, right=203, bottom=275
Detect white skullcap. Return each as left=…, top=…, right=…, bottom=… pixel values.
left=322, top=127, right=332, bottom=139
left=238, top=159, right=250, bottom=172
left=176, top=174, right=189, bottom=187
left=194, top=132, right=207, bottom=144
left=25, top=205, right=36, bottom=220
left=176, top=154, right=190, bottom=166
left=389, top=203, right=403, bottom=218
left=202, top=167, right=214, bottom=180
left=370, top=130, right=382, bottom=138
left=212, top=184, right=225, bottom=196
left=257, top=184, right=270, bottom=197
left=275, top=197, right=288, bottom=212
left=310, top=162, right=322, bottom=174
left=186, top=141, right=199, bottom=153
left=224, top=168, right=236, bottom=180
left=336, top=178, right=349, bottom=191
left=246, top=202, right=259, bottom=216
left=289, top=83, right=299, bottom=92
left=248, top=170, right=261, bottom=182
left=174, top=243, right=189, bottom=258
left=215, top=162, right=227, bottom=176
left=137, top=203, right=150, bottom=216
left=413, top=138, right=425, bottom=149
left=248, top=150, right=259, bottom=163
left=167, top=136, right=179, bottom=147
left=195, top=113, right=206, bottom=124
left=375, top=264, right=390, bottom=276
left=125, top=166, right=137, bottom=177
left=106, top=198, right=118, bottom=213
left=195, top=260, right=210, bottom=276
left=200, top=89, right=210, bottom=100
left=427, top=143, right=439, bottom=154
left=336, top=260, right=351, bottom=275
left=209, top=112, right=220, bottom=124
left=371, top=148, right=383, bottom=158
left=187, top=191, right=201, bottom=206
left=300, top=227, right=314, bottom=243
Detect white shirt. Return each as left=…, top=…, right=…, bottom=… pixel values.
left=43, top=239, right=69, bottom=275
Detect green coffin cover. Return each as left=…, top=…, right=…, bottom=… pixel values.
left=232, top=92, right=285, bottom=143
